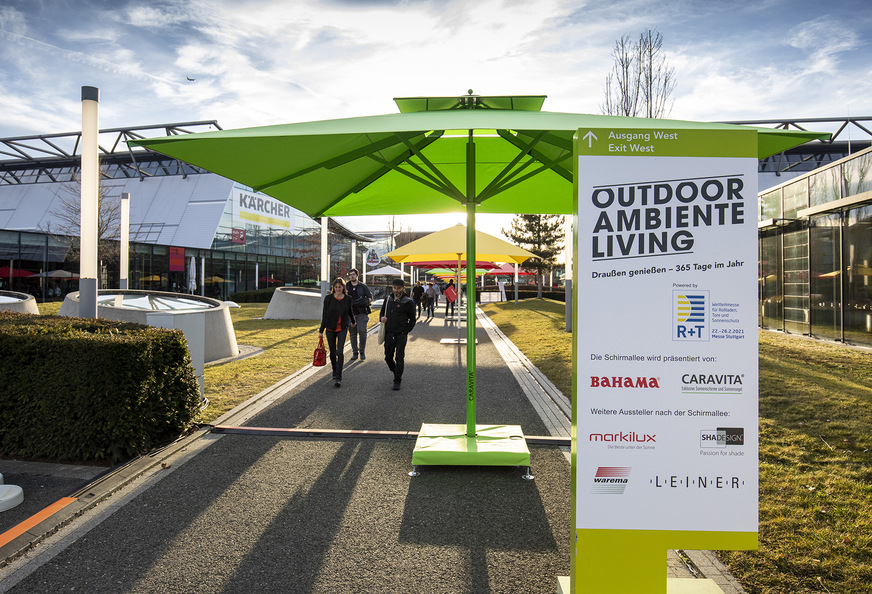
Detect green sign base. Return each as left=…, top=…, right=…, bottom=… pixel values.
left=411, top=423, right=531, bottom=466
left=574, top=529, right=756, bottom=593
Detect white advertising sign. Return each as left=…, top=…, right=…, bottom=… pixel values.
left=575, top=129, right=759, bottom=535
left=231, top=185, right=295, bottom=229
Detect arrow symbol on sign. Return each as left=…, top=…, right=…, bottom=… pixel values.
left=583, top=131, right=598, bottom=148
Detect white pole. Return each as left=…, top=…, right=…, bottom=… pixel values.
left=255, top=262, right=259, bottom=290
left=200, top=256, right=205, bottom=296
left=79, top=86, right=99, bottom=318
left=351, top=240, right=356, bottom=275
left=320, top=216, right=329, bottom=299
left=119, top=192, right=129, bottom=290
left=514, top=262, right=519, bottom=304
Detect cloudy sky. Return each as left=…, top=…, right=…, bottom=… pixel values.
left=1, top=0, right=870, bottom=234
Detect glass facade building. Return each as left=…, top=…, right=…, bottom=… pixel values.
left=758, top=146, right=872, bottom=345
left=0, top=124, right=376, bottom=302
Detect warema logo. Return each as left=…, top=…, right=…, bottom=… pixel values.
left=592, top=467, right=631, bottom=494
left=700, top=427, right=745, bottom=448
left=673, top=290, right=709, bottom=341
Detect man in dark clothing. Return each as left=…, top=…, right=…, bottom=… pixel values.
left=346, top=268, right=373, bottom=361
left=411, top=280, right=424, bottom=319
left=379, top=278, right=416, bottom=390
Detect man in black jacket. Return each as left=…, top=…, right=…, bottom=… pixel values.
left=379, top=278, right=416, bottom=390
left=346, top=268, right=373, bottom=361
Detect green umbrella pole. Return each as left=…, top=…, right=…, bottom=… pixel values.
left=465, top=136, right=477, bottom=438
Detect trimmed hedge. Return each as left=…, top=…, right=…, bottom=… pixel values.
left=0, top=312, right=201, bottom=464
left=229, top=287, right=279, bottom=303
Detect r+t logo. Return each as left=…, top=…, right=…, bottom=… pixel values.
left=677, top=324, right=705, bottom=338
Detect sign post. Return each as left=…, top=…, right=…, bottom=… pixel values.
left=572, top=128, right=759, bottom=592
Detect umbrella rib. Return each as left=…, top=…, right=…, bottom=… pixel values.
left=496, top=130, right=573, bottom=183
left=314, top=134, right=459, bottom=216
left=394, top=132, right=464, bottom=199
left=365, top=153, right=461, bottom=199
left=483, top=152, right=573, bottom=198
left=477, top=130, right=548, bottom=201
left=252, top=131, right=424, bottom=193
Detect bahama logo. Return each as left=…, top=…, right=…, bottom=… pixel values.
left=592, top=467, right=631, bottom=494
left=673, top=290, right=709, bottom=341
left=590, top=376, right=660, bottom=388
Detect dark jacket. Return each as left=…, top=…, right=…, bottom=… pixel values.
left=320, top=293, right=355, bottom=334
left=380, top=292, right=416, bottom=334
left=347, top=281, right=373, bottom=315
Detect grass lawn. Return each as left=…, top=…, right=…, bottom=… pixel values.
left=484, top=298, right=872, bottom=594
left=200, top=304, right=319, bottom=420
left=479, top=298, right=572, bottom=397
left=38, top=297, right=872, bottom=591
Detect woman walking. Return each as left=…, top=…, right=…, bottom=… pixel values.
left=319, top=277, right=356, bottom=387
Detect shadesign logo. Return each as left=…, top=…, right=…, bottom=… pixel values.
left=592, top=467, right=631, bottom=494
left=673, top=290, right=709, bottom=341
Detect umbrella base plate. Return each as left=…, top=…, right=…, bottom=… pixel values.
left=411, top=423, right=530, bottom=467
left=439, top=338, right=478, bottom=345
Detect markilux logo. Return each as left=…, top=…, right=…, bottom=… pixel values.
left=592, top=467, right=631, bottom=494
left=589, top=376, right=660, bottom=388
left=700, top=427, right=745, bottom=448
left=590, top=431, right=655, bottom=443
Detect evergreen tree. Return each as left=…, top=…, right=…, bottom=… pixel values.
left=502, top=214, right=564, bottom=298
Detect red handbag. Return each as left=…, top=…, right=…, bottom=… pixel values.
left=313, top=336, right=327, bottom=367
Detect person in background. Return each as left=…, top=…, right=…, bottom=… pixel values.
left=445, top=278, right=457, bottom=317
left=346, top=268, right=373, bottom=361
left=319, top=277, right=356, bottom=388
left=424, top=281, right=437, bottom=320
left=380, top=278, right=416, bottom=390
left=432, top=280, right=442, bottom=311
left=412, top=280, right=425, bottom=319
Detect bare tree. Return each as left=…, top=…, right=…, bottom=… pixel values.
left=43, top=176, right=122, bottom=264
left=602, top=30, right=676, bottom=118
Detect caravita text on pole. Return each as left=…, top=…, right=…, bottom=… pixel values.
left=589, top=174, right=747, bottom=260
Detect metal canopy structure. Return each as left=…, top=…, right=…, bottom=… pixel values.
left=720, top=115, right=872, bottom=174
left=0, top=121, right=222, bottom=185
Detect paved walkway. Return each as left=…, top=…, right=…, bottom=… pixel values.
left=0, top=306, right=745, bottom=593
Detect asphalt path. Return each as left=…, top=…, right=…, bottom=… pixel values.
left=1, top=310, right=571, bottom=593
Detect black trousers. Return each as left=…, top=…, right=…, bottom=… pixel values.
left=325, top=328, right=347, bottom=379
left=384, top=330, right=408, bottom=381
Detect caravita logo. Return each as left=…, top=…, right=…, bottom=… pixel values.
left=700, top=427, right=745, bottom=448
left=682, top=373, right=743, bottom=385
left=590, top=376, right=660, bottom=388
left=590, top=431, right=655, bottom=443
left=592, top=467, right=631, bottom=494
left=681, top=372, right=744, bottom=395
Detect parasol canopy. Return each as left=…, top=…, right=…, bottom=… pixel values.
left=129, top=95, right=829, bottom=218
left=129, top=92, right=829, bottom=441
left=384, top=224, right=536, bottom=265
left=366, top=265, right=410, bottom=276
left=485, top=262, right=536, bottom=276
